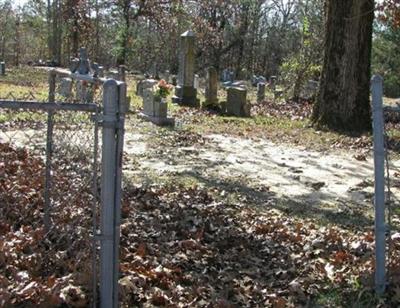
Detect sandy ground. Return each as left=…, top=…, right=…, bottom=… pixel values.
left=3, top=120, right=400, bottom=226
left=123, top=126, right=400, bottom=227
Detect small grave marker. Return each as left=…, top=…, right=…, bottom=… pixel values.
left=226, top=87, right=250, bottom=117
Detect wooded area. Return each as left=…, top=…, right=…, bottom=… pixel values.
left=1, top=0, right=399, bottom=129
left=2, top=0, right=400, bottom=307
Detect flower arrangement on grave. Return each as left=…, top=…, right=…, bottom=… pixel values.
left=154, top=79, right=173, bottom=99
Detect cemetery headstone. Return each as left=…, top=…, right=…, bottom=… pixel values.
left=98, top=66, right=104, bottom=77
left=77, top=47, right=91, bottom=75
left=229, top=70, right=235, bottom=82
left=136, top=79, right=158, bottom=97
left=59, top=77, right=72, bottom=98
left=70, top=57, right=79, bottom=73
left=221, top=69, right=228, bottom=82
left=221, top=69, right=234, bottom=82
left=257, top=82, right=266, bottom=103
left=226, top=87, right=250, bottom=117
left=238, top=68, right=249, bottom=80
left=140, top=88, right=175, bottom=126
left=151, top=63, right=159, bottom=79
left=252, top=75, right=267, bottom=87
left=75, top=80, right=88, bottom=103
left=91, top=62, right=100, bottom=77
left=270, top=76, right=277, bottom=91
left=204, top=66, right=218, bottom=108
left=0, top=62, right=5, bottom=75
left=172, top=30, right=200, bottom=107
left=119, top=65, right=126, bottom=82
left=194, top=74, right=199, bottom=89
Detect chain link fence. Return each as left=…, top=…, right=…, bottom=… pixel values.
left=0, top=67, right=126, bottom=307
left=371, top=75, right=400, bottom=295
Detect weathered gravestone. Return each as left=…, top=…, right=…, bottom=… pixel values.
left=238, top=68, right=249, bottom=80
left=136, top=79, right=158, bottom=97
left=194, top=74, right=199, bottom=89
left=75, top=81, right=86, bottom=102
left=172, top=30, right=200, bottom=107
left=140, top=88, right=175, bottom=126
left=269, top=76, right=277, bottom=91
left=92, top=63, right=102, bottom=77
left=221, top=69, right=228, bottom=82
left=150, top=63, right=160, bottom=79
left=75, top=81, right=93, bottom=103
left=257, top=82, right=266, bottom=103
left=59, top=77, right=72, bottom=98
left=204, top=67, right=218, bottom=107
left=252, top=75, right=267, bottom=87
left=78, top=47, right=90, bottom=75
left=97, top=66, right=104, bottom=77
left=226, top=87, right=250, bottom=117
left=0, top=62, right=5, bottom=75
left=221, top=69, right=234, bottom=82
left=118, top=65, right=126, bottom=82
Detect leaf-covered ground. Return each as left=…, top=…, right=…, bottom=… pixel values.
left=1, top=140, right=400, bottom=307
left=2, top=68, right=400, bottom=306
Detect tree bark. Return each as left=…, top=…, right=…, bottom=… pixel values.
left=312, top=0, right=374, bottom=132
left=47, top=0, right=53, bottom=60
left=14, top=15, right=20, bottom=66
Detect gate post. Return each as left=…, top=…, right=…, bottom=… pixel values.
left=100, top=79, right=119, bottom=307
left=44, top=70, right=56, bottom=231
left=112, top=82, right=126, bottom=307
left=371, top=74, right=386, bottom=295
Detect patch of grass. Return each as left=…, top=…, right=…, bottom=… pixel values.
left=312, top=286, right=383, bottom=308
left=0, top=66, right=49, bottom=100
left=0, top=110, right=47, bottom=123
left=0, top=83, right=48, bottom=101
left=0, top=66, right=48, bottom=86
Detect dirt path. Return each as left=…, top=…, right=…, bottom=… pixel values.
left=3, top=116, right=399, bottom=227
left=123, top=121, right=400, bottom=227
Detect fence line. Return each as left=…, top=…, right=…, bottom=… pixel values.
left=0, top=64, right=126, bottom=306
left=371, top=74, right=386, bottom=295
left=0, top=100, right=98, bottom=112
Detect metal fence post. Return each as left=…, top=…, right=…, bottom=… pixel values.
left=112, top=82, right=127, bottom=307
left=100, top=79, right=119, bottom=307
left=0, top=62, right=5, bottom=75
left=44, top=70, right=56, bottom=231
left=371, top=74, right=386, bottom=295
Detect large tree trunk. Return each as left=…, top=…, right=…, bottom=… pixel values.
left=14, top=16, right=20, bottom=66
left=312, top=0, right=374, bottom=132
left=116, top=0, right=132, bottom=66
left=47, top=0, right=53, bottom=60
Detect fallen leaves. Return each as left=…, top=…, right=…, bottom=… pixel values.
left=0, top=141, right=95, bottom=306
left=2, top=141, right=400, bottom=306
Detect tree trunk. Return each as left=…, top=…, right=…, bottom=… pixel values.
left=116, top=0, right=132, bottom=66
left=312, top=0, right=374, bottom=132
left=72, top=17, right=79, bottom=56
left=47, top=0, right=53, bottom=60
left=14, top=15, right=20, bottom=66
left=95, top=0, right=100, bottom=62
left=54, top=0, right=62, bottom=65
